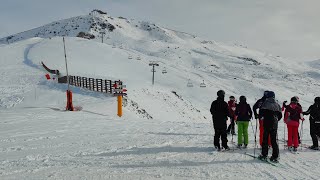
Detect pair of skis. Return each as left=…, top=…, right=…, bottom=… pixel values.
left=244, top=152, right=281, bottom=167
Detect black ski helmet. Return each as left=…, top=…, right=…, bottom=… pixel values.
left=217, top=90, right=225, bottom=98
left=314, top=97, right=320, bottom=104
left=240, top=96, right=246, bottom=102
left=291, top=96, right=298, bottom=103
left=265, top=91, right=275, bottom=98
left=263, top=90, right=269, bottom=97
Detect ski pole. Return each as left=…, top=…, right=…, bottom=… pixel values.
left=250, top=118, right=255, bottom=136
left=300, top=121, right=304, bottom=150
left=277, top=130, right=280, bottom=159
left=232, top=130, right=234, bottom=151
left=254, top=117, right=258, bottom=157
left=284, top=120, right=286, bottom=150
left=250, top=118, right=255, bottom=154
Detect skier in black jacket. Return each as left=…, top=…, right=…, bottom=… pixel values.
left=253, top=91, right=271, bottom=147
left=303, top=97, right=320, bottom=150
left=258, top=91, right=282, bottom=162
left=210, top=90, right=230, bottom=151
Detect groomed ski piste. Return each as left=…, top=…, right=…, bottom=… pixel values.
left=1, top=11, right=320, bottom=179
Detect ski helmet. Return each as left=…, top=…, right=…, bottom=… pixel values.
left=229, top=96, right=235, bottom=101
left=265, top=91, right=275, bottom=98
left=294, top=96, right=300, bottom=103
left=291, top=97, right=298, bottom=103
left=263, top=91, right=269, bottom=97
left=240, top=96, right=246, bottom=102
left=217, top=90, right=225, bottom=98
left=314, top=97, right=320, bottom=104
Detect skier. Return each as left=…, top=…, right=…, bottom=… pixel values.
left=227, top=96, right=237, bottom=135
left=283, top=97, right=304, bottom=152
left=253, top=91, right=271, bottom=147
left=210, top=90, right=230, bottom=151
left=258, top=91, right=282, bottom=162
left=303, top=97, right=320, bottom=150
left=282, top=96, right=302, bottom=144
left=235, top=96, right=253, bottom=148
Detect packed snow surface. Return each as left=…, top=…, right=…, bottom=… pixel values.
left=1, top=11, right=320, bottom=179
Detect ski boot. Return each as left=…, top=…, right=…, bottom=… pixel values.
left=243, top=144, right=248, bottom=149
left=258, top=154, right=267, bottom=161
left=269, top=156, right=279, bottom=163
left=309, top=145, right=319, bottom=150
left=237, top=144, right=242, bottom=149
left=215, top=146, right=221, bottom=152
left=223, top=146, right=230, bottom=151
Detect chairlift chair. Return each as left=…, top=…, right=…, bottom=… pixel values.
left=136, top=56, right=141, bottom=60
left=200, top=80, right=206, bottom=88
left=128, top=55, right=133, bottom=59
left=112, top=44, right=116, bottom=48
left=187, top=79, right=193, bottom=87
left=162, top=67, right=167, bottom=74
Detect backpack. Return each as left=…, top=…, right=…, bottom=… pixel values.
left=285, top=106, right=300, bottom=122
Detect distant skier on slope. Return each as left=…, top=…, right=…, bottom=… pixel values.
left=303, top=97, right=320, bottom=150
left=253, top=91, right=271, bottom=147
left=227, top=96, right=237, bottom=135
left=235, top=95, right=252, bottom=148
left=210, top=90, right=230, bottom=151
left=258, top=91, right=282, bottom=162
left=283, top=97, right=304, bottom=152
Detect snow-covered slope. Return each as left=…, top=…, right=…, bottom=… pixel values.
left=1, top=10, right=320, bottom=179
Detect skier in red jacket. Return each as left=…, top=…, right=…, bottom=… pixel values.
left=227, top=96, right=237, bottom=135
left=283, top=97, right=304, bottom=152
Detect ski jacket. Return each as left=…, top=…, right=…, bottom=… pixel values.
left=210, top=97, right=230, bottom=128
left=228, top=100, right=237, bottom=118
left=259, top=98, right=282, bottom=129
left=303, top=104, right=320, bottom=123
left=235, top=102, right=252, bottom=121
left=253, top=97, right=266, bottom=118
left=284, top=102, right=303, bottom=127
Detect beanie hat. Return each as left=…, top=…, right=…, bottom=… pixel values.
left=217, top=90, right=225, bottom=98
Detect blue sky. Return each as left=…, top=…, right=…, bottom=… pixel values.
left=0, top=0, right=319, bottom=61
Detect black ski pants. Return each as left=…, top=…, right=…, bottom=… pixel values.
left=310, top=122, right=320, bottom=147
left=214, top=126, right=228, bottom=148
left=262, top=126, right=279, bottom=158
